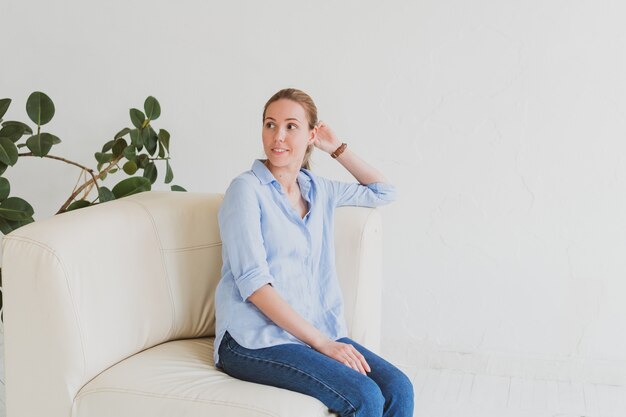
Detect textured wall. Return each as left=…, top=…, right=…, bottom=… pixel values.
left=2, top=0, right=625, bottom=384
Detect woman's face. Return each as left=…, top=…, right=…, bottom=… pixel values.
left=262, top=99, right=315, bottom=170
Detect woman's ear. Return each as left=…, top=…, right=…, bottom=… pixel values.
left=308, top=126, right=318, bottom=144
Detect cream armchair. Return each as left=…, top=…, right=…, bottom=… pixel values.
left=1, top=191, right=384, bottom=417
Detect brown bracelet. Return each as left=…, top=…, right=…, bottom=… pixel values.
left=331, top=142, right=347, bottom=159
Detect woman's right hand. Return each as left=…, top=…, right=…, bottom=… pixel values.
left=315, top=339, right=371, bottom=375
left=314, top=121, right=343, bottom=155
left=248, top=285, right=372, bottom=375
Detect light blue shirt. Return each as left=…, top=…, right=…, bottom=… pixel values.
left=213, top=159, right=396, bottom=366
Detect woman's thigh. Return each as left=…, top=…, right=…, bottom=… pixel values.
left=218, top=331, right=385, bottom=417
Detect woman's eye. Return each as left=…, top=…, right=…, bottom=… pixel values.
left=265, top=122, right=275, bottom=128
left=287, top=123, right=297, bottom=130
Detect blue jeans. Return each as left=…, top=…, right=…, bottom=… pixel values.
left=217, top=330, right=414, bottom=417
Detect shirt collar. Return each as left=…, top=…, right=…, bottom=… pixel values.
left=252, top=159, right=312, bottom=183
left=251, top=159, right=312, bottom=196
left=251, top=159, right=276, bottom=185
left=297, top=169, right=312, bottom=199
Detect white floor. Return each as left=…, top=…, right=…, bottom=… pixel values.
left=405, top=367, right=626, bottom=417
left=0, top=328, right=624, bottom=417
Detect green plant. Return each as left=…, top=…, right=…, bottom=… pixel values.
left=0, top=91, right=188, bottom=319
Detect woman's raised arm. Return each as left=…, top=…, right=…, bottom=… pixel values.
left=314, top=122, right=390, bottom=185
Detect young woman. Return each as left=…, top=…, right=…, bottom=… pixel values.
left=214, top=88, right=414, bottom=417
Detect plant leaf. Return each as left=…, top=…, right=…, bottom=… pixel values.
left=130, top=108, right=145, bottom=129
left=0, top=177, right=10, bottom=201
left=171, top=185, right=186, bottom=192
left=136, top=154, right=149, bottom=168
left=158, top=129, right=170, bottom=153
left=26, top=92, right=55, bottom=126
left=0, top=124, right=25, bottom=142
left=0, top=216, right=13, bottom=235
left=2, top=121, right=33, bottom=135
left=66, top=200, right=91, bottom=212
left=0, top=197, right=34, bottom=221
left=102, top=139, right=115, bottom=153
left=123, top=160, right=138, bottom=175
left=0, top=215, right=34, bottom=235
left=144, top=96, right=161, bottom=120
left=94, top=152, right=113, bottom=164
left=141, top=128, right=150, bottom=153
left=114, top=127, right=131, bottom=139
left=112, top=138, right=128, bottom=157
left=144, top=126, right=158, bottom=156
left=0, top=162, right=7, bottom=176
left=111, top=176, right=151, bottom=199
left=143, top=161, right=157, bottom=184
left=0, top=137, right=18, bottom=166
left=98, top=186, right=115, bottom=203
left=26, top=133, right=56, bottom=157
left=129, top=128, right=140, bottom=148
left=157, top=138, right=165, bottom=158
left=123, top=145, right=137, bottom=161
left=0, top=99, right=10, bottom=120
left=165, top=160, right=173, bottom=184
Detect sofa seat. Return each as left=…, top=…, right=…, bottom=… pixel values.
left=73, top=337, right=334, bottom=417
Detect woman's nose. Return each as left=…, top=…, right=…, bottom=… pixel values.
left=274, top=128, right=286, bottom=142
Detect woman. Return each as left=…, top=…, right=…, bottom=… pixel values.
left=214, top=88, right=414, bottom=417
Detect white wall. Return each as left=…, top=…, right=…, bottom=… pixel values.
left=2, top=0, right=625, bottom=385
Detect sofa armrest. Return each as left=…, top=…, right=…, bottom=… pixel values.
left=334, top=207, right=383, bottom=354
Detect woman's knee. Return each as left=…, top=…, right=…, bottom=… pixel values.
left=349, top=378, right=385, bottom=416
left=382, top=370, right=414, bottom=414
left=394, top=371, right=414, bottom=398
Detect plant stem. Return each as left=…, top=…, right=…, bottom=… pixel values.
left=17, top=152, right=122, bottom=213
left=16, top=152, right=169, bottom=213
left=18, top=152, right=94, bottom=173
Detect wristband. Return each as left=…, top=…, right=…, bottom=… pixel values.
left=331, top=142, right=347, bottom=159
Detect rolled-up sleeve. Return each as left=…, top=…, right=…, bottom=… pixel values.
left=218, top=178, right=274, bottom=301
left=322, top=178, right=397, bottom=207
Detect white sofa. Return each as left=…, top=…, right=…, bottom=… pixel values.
left=1, top=191, right=384, bottom=417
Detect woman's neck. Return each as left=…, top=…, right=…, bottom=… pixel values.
left=265, top=160, right=300, bottom=194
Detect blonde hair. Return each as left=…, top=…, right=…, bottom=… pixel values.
left=263, top=88, right=318, bottom=170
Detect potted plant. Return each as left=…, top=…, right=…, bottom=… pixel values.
left=0, top=92, right=187, bottom=322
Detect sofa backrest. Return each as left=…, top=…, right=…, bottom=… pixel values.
left=1, top=191, right=382, bottom=417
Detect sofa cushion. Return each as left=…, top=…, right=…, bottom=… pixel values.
left=73, top=337, right=335, bottom=417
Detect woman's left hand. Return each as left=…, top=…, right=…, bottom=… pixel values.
left=314, top=121, right=343, bottom=154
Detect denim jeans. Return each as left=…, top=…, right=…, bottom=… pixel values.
left=217, top=330, right=414, bottom=417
